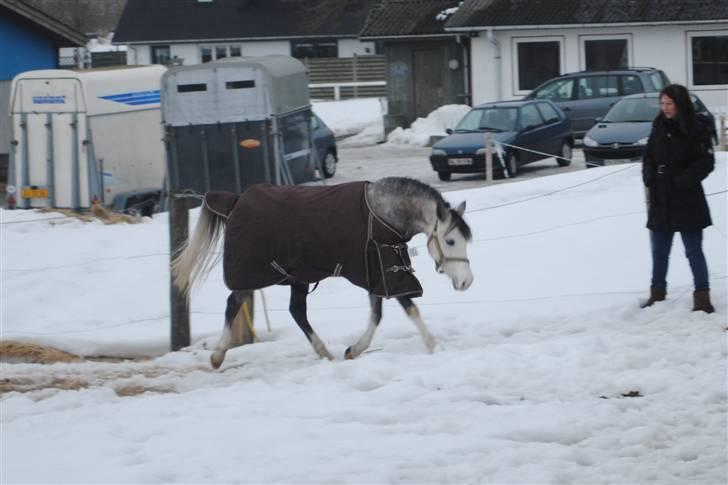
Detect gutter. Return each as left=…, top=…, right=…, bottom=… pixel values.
left=113, top=34, right=362, bottom=46
left=445, top=19, right=728, bottom=32
left=455, top=34, right=471, bottom=106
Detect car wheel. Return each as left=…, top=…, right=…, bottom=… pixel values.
left=322, top=150, right=337, bottom=178
left=507, top=152, right=518, bottom=177
left=438, top=171, right=451, bottom=181
left=557, top=140, right=572, bottom=167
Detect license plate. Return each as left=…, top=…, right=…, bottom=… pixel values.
left=448, top=157, right=473, bottom=166
left=21, top=187, right=49, bottom=198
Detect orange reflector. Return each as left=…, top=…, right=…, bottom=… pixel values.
left=240, top=139, right=261, bottom=149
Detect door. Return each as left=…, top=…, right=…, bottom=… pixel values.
left=566, top=75, right=620, bottom=136
left=412, top=48, right=444, bottom=119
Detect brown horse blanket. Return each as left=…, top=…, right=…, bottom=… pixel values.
left=204, top=181, right=423, bottom=298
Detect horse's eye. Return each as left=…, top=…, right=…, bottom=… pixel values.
left=445, top=239, right=455, bottom=246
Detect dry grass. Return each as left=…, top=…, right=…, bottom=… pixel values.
left=38, top=205, right=142, bottom=225
left=0, top=341, right=80, bottom=364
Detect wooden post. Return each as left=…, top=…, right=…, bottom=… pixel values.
left=230, top=293, right=255, bottom=347
left=485, top=132, right=493, bottom=182
left=169, top=194, right=190, bottom=351
left=719, top=114, right=726, bottom=151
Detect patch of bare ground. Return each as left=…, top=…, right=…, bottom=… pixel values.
left=39, top=205, right=142, bottom=225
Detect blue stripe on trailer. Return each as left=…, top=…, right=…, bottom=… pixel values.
left=99, top=90, right=161, bottom=106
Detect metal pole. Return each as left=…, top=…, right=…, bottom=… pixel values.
left=70, top=113, right=80, bottom=209
left=485, top=132, right=493, bottom=182
left=45, top=113, right=55, bottom=207
left=169, top=194, right=190, bottom=351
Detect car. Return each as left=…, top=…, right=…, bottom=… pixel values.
left=311, top=113, right=338, bottom=178
left=582, top=92, right=717, bottom=167
left=429, top=99, right=574, bottom=181
left=525, top=67, right=670, bottom=138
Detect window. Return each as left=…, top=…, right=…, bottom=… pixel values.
left=620, top=75, right=643, bottom=95
left=291, top=39, right=338, bottom=58
left=519, top=104, right=544, bottom=129
left=536, top=103, right=560, bottom=124
left=584, top=39, right=628, bottom=70
left=200, top=45, right=242, bottom=63
left=151, top=45, right=170, bottom=65
left=516, top=40, right=561, bottom=91
left=576, top=75, right=619, bottom=99
left=690, top=33, right=728, bottom=86
left=532, top=78, right=574, bottom=102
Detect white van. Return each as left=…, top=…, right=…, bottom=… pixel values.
left=7, top=65, right=166, bottom=214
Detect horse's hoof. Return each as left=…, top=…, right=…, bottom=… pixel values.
left=210, top=351, right=225, bottom=369
left=344, top=346, right=354, bottom=360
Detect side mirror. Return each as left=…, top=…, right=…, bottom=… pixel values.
left=446, top=128, right=453, bottom=135
left=594, top=117, right=603, bottom=124
left=521, top=124, right=536, bottom=132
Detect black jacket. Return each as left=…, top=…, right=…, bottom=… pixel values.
left=642, top=114, right=714, bottom=232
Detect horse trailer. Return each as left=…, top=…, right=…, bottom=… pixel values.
left=162, top=55, right=321, bottom=195
left=7, top=66, right=166, bottom=215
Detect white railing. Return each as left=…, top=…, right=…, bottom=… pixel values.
left=308, top=81, right=386, bottom=101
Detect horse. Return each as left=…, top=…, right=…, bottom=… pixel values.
left=171, top=177, right=473, bottom=369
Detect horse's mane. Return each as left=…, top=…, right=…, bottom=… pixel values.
left=370, top=177, right=471, bottom=240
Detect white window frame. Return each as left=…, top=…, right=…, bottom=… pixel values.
left=578, top=33, right=633, bottom=71
left=686, top=30, right=728, bottom=90
left=511, top=36, right=565, bottom=97
left=199, top=44, right=243, bottom=63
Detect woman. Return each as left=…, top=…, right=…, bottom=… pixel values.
left=642, top=84, right=715, bottom=313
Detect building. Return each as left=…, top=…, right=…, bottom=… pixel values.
left=0, top=0, right=86, bottom=184
left=446, top=0, right=728, bottom=111
left=113, top=0, right=381, bottom=66
left=361, top=0, right=469, bottom=132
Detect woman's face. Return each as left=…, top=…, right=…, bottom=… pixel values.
left=660, top=94, right=678, bottom=119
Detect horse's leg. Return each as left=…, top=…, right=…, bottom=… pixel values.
left=397, top=297, right=436, bottom=353
left=290, top=283, right=334, bottom=361
left=211, top=290, right=252, bottom=369
left=345, top=293, right=383, bottom=360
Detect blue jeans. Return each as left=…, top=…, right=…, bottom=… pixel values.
left=650, top=230, right=709, bottom=290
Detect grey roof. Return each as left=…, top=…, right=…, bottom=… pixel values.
left=360, top=0, right=462, bottom=38
left=0, top=0, right=86, bottom=46
left=23, top=0, right=128, bottom=36
left=446, top=0, right=728, bottom=29
left=114, top=0, right=379, bottom=44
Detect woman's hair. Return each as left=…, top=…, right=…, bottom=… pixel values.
left=658, top=83, right=695, bottom=134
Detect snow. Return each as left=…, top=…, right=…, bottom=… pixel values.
left=1, top=99, right=727, bottom=483
left=387, top=104, right=471, bottom=147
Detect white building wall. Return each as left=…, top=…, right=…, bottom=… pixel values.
left=470, top=23, right=728, bottom=112
left=338, top=38, right=377, bottom=57
left=240, top=40, right=290, bottom=57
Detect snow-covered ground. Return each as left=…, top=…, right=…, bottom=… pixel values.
left=2, top=140, right=726, bottom=482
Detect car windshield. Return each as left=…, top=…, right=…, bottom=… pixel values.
left=603, top=98, right=660, bottom=122
left=455, top=107, right=518, bottom=133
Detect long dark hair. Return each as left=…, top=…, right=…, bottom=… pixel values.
left=658, top=84, right=695, bottom=134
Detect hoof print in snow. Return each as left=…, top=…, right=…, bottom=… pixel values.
left=599, top=390, right=643, bottom=399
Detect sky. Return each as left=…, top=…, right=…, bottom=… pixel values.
left=1, top=99, right=727, bottom=484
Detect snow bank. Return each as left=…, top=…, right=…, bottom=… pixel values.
left=387, top=104, right=471, bottom=147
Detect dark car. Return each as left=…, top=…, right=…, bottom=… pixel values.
left=525, top=67, right=670, bottom=138
left=312, top=113, right=338, bottom=178
left=582, top=92, right=717, bottom=167
left=429, top=99, right=573, bottom=181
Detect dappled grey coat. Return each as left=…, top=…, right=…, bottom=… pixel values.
left=642, top=115, right=714, bottom=232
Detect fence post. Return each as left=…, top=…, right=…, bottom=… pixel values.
left=169, top=194, right=190, bottom=351
left=352, top=54, right=359, bottom=99
left=485, top=132, right=493, bottom=182
left=720, top=114, right=726, bottom=151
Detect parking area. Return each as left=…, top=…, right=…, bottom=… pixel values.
left=332, top=143, right=588, bottom=192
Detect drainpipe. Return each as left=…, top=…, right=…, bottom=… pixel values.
left=456, top=34, right=471, bottom=106
left=486, top=28, right=502, bottom=101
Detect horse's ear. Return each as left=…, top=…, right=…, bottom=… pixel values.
left=455, top=201, right=466, bottom=216
left=436, top=202, right=449, bottom=221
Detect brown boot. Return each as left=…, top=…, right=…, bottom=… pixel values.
left=692, top=289, right=715, bottom=314
left=641, top=287, right=666, bottom=308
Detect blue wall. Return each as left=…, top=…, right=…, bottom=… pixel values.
left=0, top=15, right=58, bottom=81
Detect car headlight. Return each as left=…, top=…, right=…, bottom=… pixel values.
left=583, top=136, right=598, bottom=147
left=431, top=148, right=447, bottom=156
left=636, top=137, right=649, bottom=146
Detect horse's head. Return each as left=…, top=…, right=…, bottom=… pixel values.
left=427, top=200, right=473, bottom=291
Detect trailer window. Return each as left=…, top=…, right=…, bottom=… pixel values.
left=226, top=80, right=255, bottom=90
left=178, top=83, right=208, bottom=93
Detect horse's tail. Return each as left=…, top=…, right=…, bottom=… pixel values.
left=171, top=203, right=226, bottom=296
